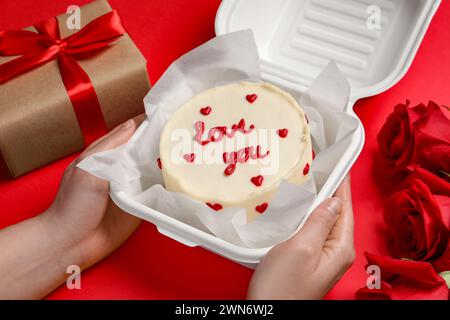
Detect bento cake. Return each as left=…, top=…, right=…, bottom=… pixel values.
left=159, top=82, right=312, bottom=222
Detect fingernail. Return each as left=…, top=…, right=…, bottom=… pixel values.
left=122, top=119, right=134, bottom=130
left=326, top=197, right=343, bottom=215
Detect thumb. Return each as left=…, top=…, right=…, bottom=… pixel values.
left=289, top=197, right=343, bottom=256
left=61, top=114, right=145, bottom=187
left=80, top=113, right=146, bottom=159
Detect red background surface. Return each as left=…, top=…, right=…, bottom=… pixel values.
left=0, top=0, right=449, bottom=300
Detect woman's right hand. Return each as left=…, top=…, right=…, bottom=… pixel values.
left=247, top=175, right=355, bottom=300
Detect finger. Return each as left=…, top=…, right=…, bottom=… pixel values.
left=79, top=113, right=146, bottom=160
left=56, top=114, right=146, bottom=211
left=328, top=175, right=354, bottom=248
left=334, top=174, right=352, bottom=202
left=322, top=175, right=355, bottom=272
left=65, top=114, right=145, bottom=180
left=82, top=113, right=146, bottom=154
left=289, top=197, right=343, bottom=259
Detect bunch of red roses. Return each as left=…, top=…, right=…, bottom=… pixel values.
left=356, top=101, right=450, bottom=300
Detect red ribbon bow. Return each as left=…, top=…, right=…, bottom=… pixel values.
left=0, top=10, right=126, bottom=145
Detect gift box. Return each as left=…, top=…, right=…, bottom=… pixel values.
left=0, top=0, right=150, bottom=177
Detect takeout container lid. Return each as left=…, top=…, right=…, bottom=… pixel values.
left=111, top=0, right=441, bottom=267
left=215, top=0, right=441, bottom=102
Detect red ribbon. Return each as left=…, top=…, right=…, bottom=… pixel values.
left=0, top=10, right=126, bottom=146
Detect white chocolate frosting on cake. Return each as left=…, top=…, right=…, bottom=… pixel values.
left=159, top=82, right=313, bottom=222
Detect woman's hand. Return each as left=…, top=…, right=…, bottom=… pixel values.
left=0, top=115, right=145, bottom=299
left=42, top=114, right=146, bottom=270
left=247, top=175, right=355, bottom=300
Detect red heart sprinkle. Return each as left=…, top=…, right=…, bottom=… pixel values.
left=251, top=175, right=264, bottom=187
left=157, top=157, right=162, bottom=169
left=246, top=94, right=257, bottom=103
left=255, top=202, right=268, bottom=214
left=277, top=129, right=288, bottom=138
left=303, top=163, right=310, bottom=175
left=224, top=164, right=236, bottom=176
left=183, top=153, right=195, bottom=163
left=206, top=203, right=223, bottom=211
left=200, top=106, right=212, bottom=116
left=312, top=149, right=315, bottom=160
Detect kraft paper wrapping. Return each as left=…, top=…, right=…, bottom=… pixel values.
left=0, top=0, right=150, bottom=177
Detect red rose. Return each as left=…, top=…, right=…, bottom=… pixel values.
left=377, top=101, right=426, bottom=174
left=383, top=168, right=450, bottom=262
left=377, top=101, right=450, bottom=178
left=355, top=252, right=449, bottom=300
left=411, top=102, right=450, bottom=176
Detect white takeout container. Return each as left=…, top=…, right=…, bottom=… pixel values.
left=110, top=0, right=441, bottom=268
